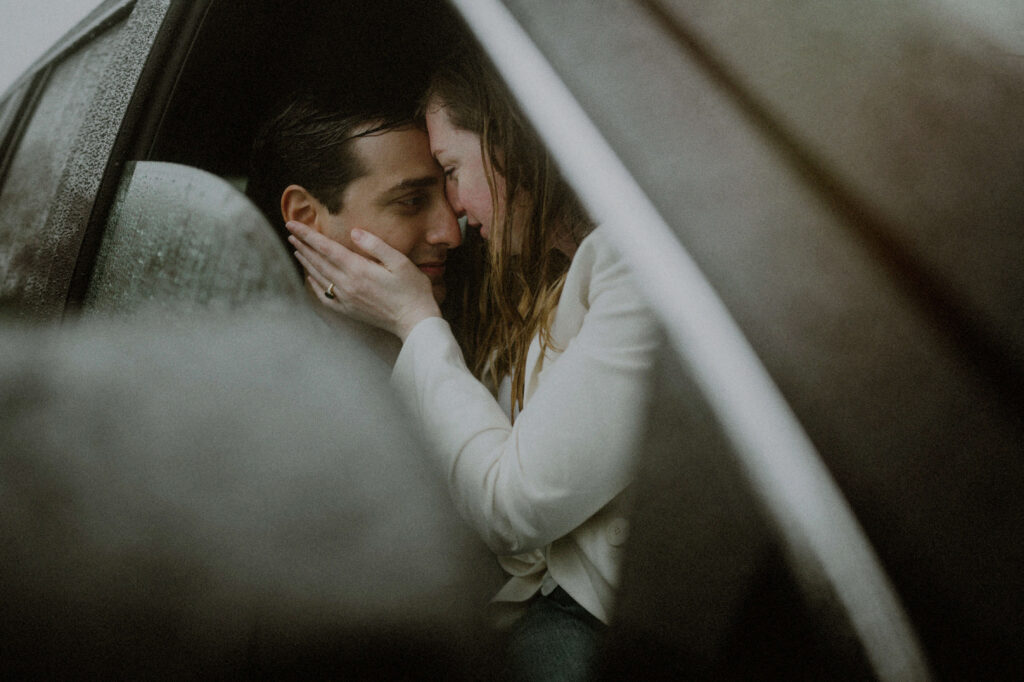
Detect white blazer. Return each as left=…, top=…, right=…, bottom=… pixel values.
left=391, top=225, right=662, bottom=624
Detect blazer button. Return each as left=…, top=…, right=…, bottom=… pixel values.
left=605, top=517, right=629, bottom=546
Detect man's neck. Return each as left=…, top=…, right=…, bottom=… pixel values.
left=307, top=289, right=402, bottom=366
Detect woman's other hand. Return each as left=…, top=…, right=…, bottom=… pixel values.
left=287, top=221, right=441, bottom=341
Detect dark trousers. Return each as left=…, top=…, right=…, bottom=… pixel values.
left=503, top=587, right=606, bottom=682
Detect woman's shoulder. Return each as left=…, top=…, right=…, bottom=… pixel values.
left=565, top=224, right=635, bottom=297
left=548, top=222, right=661, bottom=361
left=572, top=223, right=615, bottom=262
left=554, top=224, right=654, bottom=329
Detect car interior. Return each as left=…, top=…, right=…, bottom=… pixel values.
left=121, top=4, right=877, bottom=676
left=3, top=0, right=1023, bottom=678
left=1, top=6, right=503, bottom=677
left=147, top=0, right=460, bottom=201
left=71, top=0, right=468, bottom=317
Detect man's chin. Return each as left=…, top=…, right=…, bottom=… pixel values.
left=432, top=283, right=447, bottom=306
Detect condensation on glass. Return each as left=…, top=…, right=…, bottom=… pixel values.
left=0, top=19, right=126, bottom=317
left=0, top=81, right=32, bottom=160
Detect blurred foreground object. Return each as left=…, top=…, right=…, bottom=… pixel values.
left=0, top=308, right=497, bottom=678
left=470, top=0, right=1024, bottom=678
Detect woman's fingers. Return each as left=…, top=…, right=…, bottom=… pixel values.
left=289, top=234, right=374, bottom=296
left=286, top=221, right=363, bottom=270
left=351, top=229, right=410, bottom=272
left=307, top=276, right=341, bottom=308
left=293, top=250, right=327, bottom=289
left=284, top=221, right=440, bottom=339
left=286, top=220, right=330, bottom=252
left=294, top=254, right=346, bottom=311
left=290, top=234, right=332, bottom=277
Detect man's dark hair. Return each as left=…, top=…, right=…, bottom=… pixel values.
left=246, top=93, right=419, bottom=255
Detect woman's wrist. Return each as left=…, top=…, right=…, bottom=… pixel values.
left=396, top=304, right=442, bottom=342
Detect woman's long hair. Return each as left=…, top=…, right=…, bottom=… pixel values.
left=422, top=42, right=593, bottom=414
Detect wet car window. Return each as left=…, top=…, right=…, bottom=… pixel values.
left=0, top=19, right=127, bottom=317
left=0, top=89, right=20, bottom=136
left=0, top=81, right=31, bottom=167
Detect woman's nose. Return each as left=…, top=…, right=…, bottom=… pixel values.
left=445, top=183, right=464, bottom=216
left=429, top=197, right=462, bottom=247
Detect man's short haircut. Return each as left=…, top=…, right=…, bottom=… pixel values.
left=247, top=93, right=420, bottom=252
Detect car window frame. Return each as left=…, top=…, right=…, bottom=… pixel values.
left=0, top=70, right=52, bottom=193
left=65, top=0, right=217, bottom=313
left=0, top=0, right=220, bottom=320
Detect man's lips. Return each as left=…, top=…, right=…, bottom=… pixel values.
left=417, top=261, right=446, bottom=280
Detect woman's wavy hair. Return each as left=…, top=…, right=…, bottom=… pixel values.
left=421, top=41, right=593, bottom=414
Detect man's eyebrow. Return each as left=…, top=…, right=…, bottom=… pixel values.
left=380, top=175, right=439, bottom=197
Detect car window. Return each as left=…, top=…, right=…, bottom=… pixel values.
left=0, top=91, right=20, bottom=137
left=0, top=81, right=33, bottom=171
left=0, top=20, right=127, bottom=318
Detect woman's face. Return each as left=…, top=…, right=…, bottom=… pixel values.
left=425, top=102, right=506, bottom=242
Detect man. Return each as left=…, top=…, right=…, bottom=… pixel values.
left=247, top=95, right=462, bottom=311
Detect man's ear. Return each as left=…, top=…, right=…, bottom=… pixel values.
left=281, top=185, right=325, bottom=233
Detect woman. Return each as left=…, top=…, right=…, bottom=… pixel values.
left=287, top=44, right=661, bottom=681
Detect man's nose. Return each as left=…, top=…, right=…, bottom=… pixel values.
left=428, top=196, right=462, bottom=247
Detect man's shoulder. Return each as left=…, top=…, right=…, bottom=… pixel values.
left=311, top=305, right=402, bottom=366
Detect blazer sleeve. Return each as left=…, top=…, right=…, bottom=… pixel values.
left=391, top=228, right=661, bottom=555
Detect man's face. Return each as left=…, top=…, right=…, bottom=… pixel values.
left=319, top=126, right=461, bottom=303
